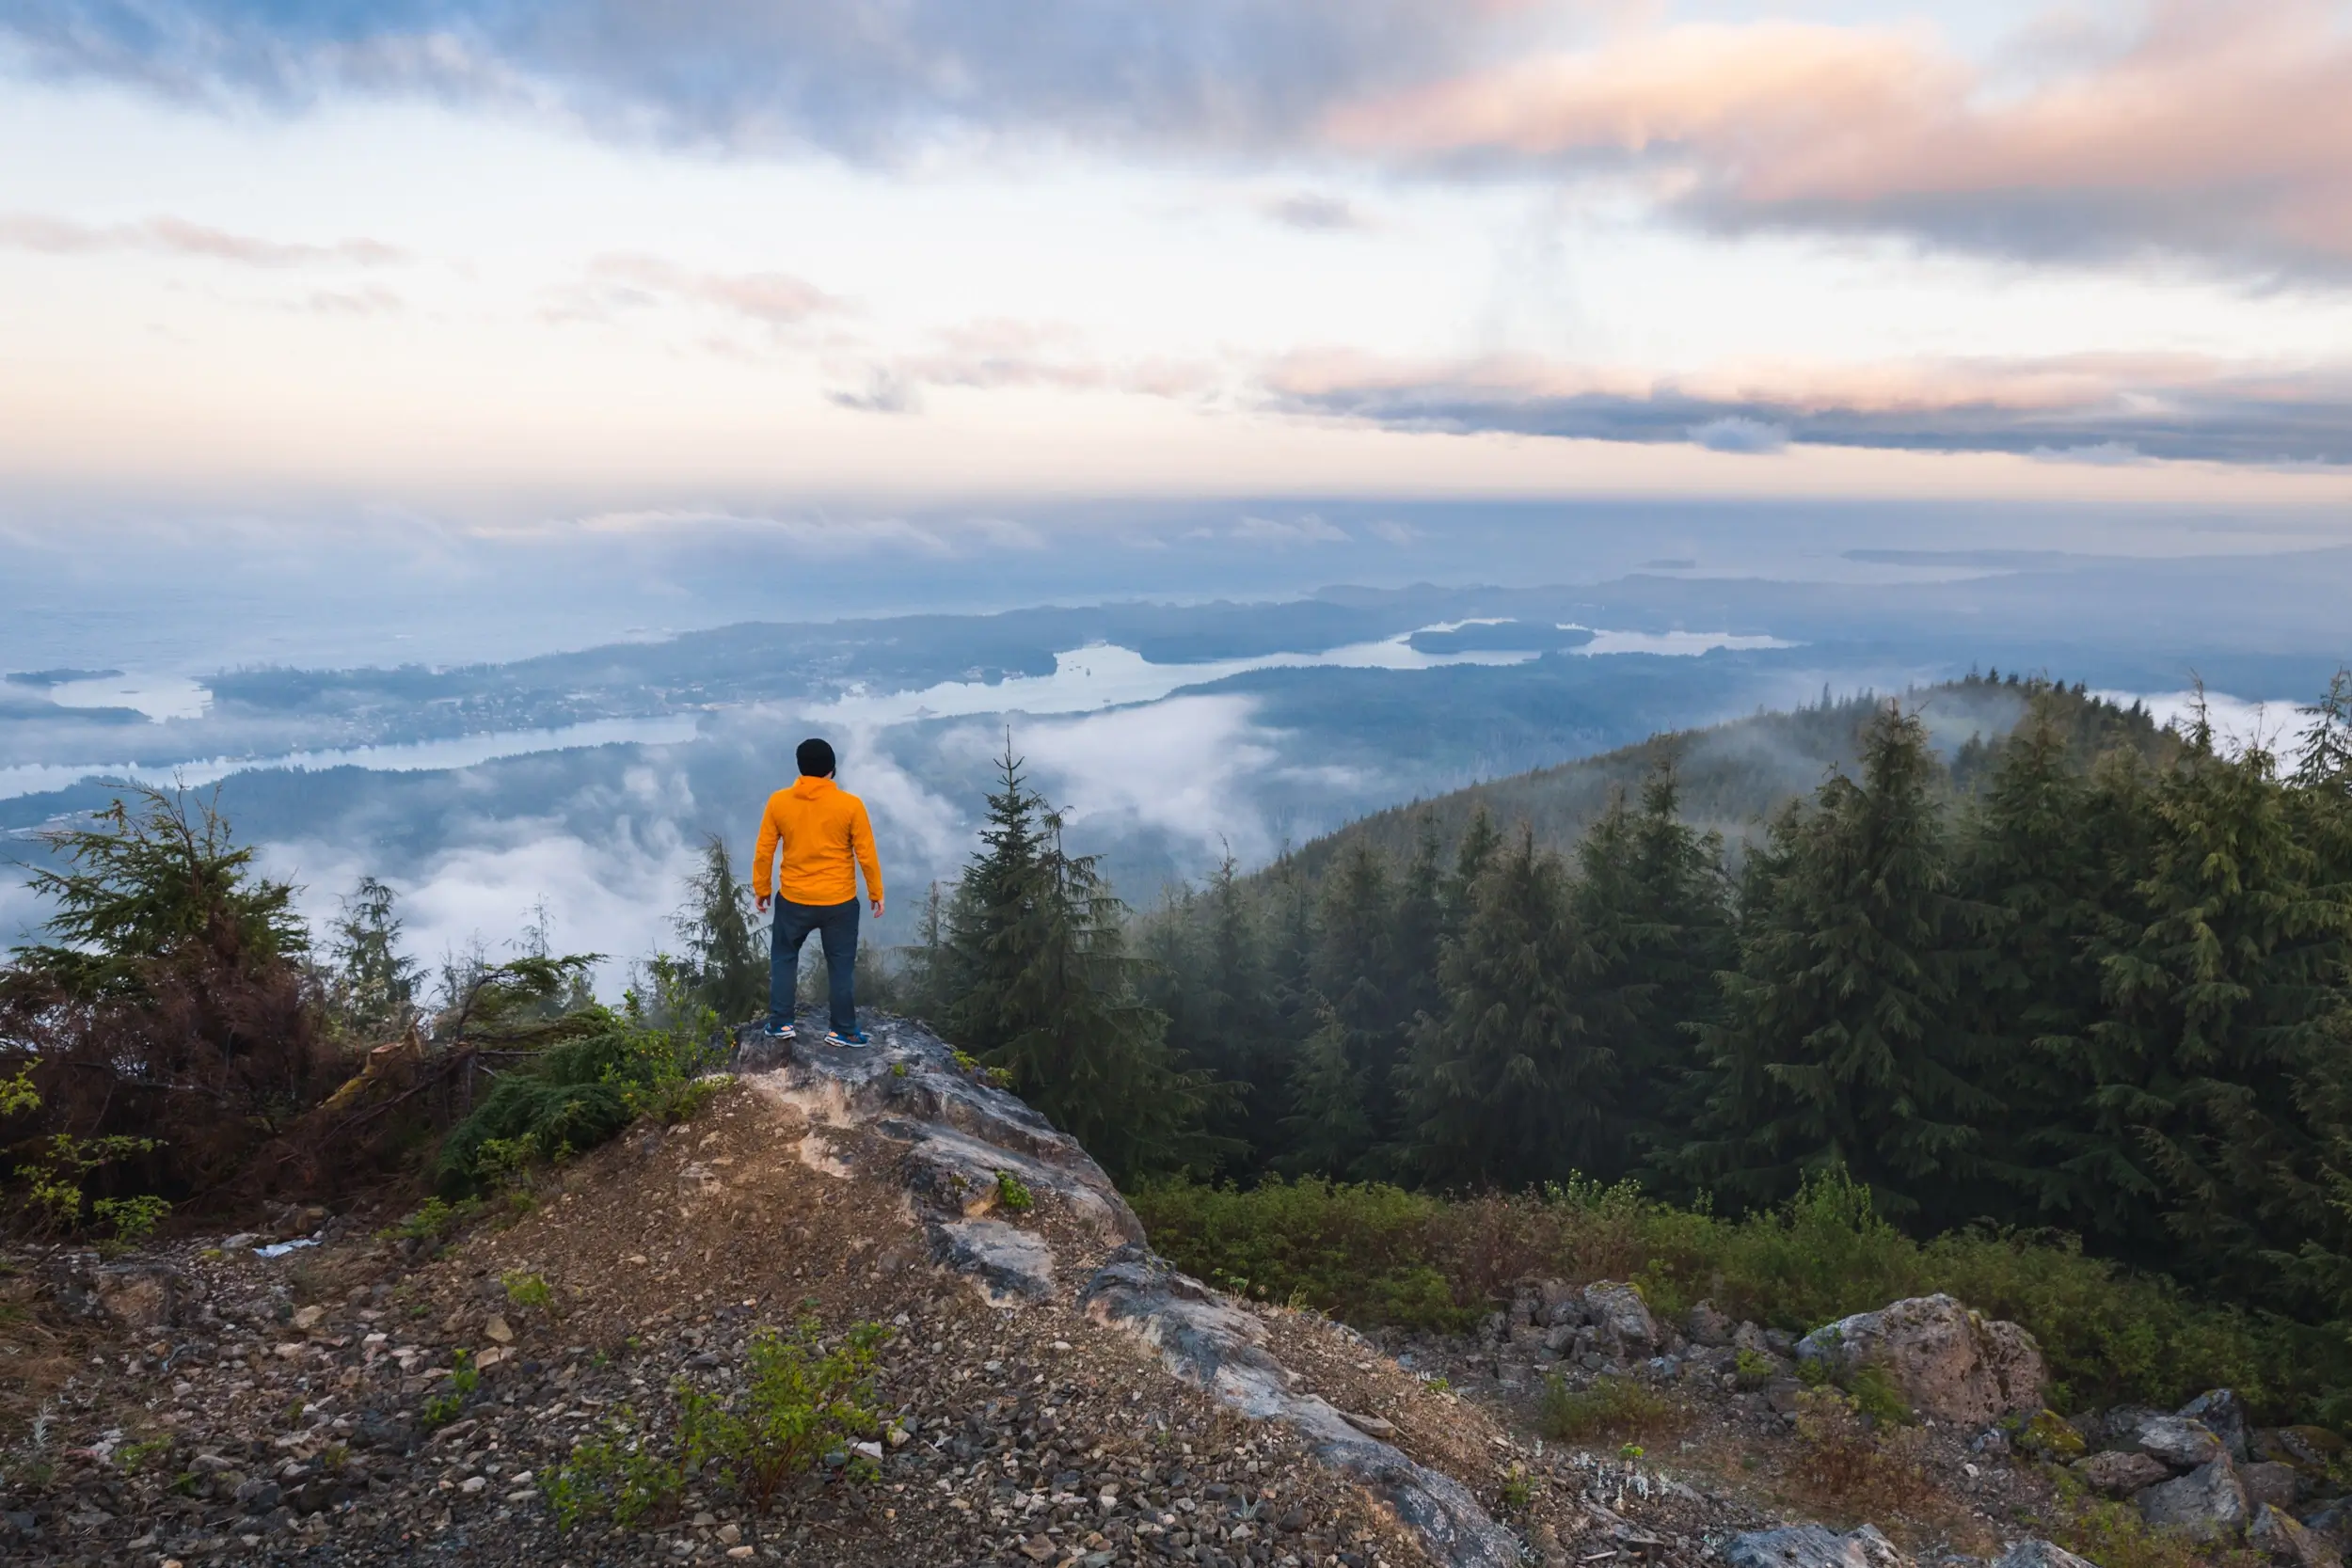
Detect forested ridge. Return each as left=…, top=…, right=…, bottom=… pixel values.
left=899, top=670, right=2352, bottom=1408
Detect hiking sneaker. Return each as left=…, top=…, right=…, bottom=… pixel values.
left=762, top=1019, right=796, bottom=1040
left=825, top=1028, right=871, bottom=1049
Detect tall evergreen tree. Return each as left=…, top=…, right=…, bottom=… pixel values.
left=326, top=875, right=424, bottom=1041
left=2090, top=736, right=2351, bottom=1293
left=1406, top=827, right=1613, bottom=1187
left=1575, top=759, right=1733, bottom=1182
left=1281, top=1002, right=1376, bottom=1180
left=1391, top=816, right=1448, bottom=1029
left=1958, top=714, right=2148, bottom=1231
left=945, top=742, right=1220, bottom=1179
left=1689, top=705, right=1996, bottom=1224
left=672, top=834, right=766, bottom=1024
left=1286, top=842, right=1402, bottom=1178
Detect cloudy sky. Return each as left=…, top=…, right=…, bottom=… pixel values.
left=8, top=0, right=2352, bottom=533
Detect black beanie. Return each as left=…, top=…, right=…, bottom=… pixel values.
left=796, top=737, right=836, bottom=778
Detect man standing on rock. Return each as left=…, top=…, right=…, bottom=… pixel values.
left=754, top=736, right=884, bottom=1047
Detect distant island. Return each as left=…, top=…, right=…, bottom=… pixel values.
left=4, top=668, right=123, bottom=687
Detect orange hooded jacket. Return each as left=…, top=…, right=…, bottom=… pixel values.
left=753, top=776, right=883, bottom=907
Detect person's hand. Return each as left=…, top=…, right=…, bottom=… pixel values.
left=755, top=895, right=771, bottom=914
left=870, top=895, right=885, bottom=920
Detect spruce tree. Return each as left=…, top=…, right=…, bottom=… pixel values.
left=1391, top=816, right=1448, bottom=1029
left=1575, top=759, right=1733, bottom=1183
left=945, top=742, right=1218, bottom=1179
left=1957, top=712, right=2144, bottom=1230
left=326, top=876, right=424, bottom=1041
left=1281, top=1003, right=1375, bottom=1179
left=1289, top=842, right=1401, bottom=1177
left=2091, top=736, right=2350, bottom=1293
left=1689, top=705, right=1995, bottom=1224
left=1405, top=827, right=1613, bottom=1187
left=672, top=834, right=766, bottom=1024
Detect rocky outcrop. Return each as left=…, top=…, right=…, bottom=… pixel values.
left=739, top=1017, right=1526, bottom=1568
left=2252, top=1502, right=2344, bottom=1568
left=1794, top=1294, right=2045, bottom=1424
left=1083, top=1248, right=1522, bottom=1568
left=2134, top=1414, right=2227, bottom=1470
left=2139, top=1456, right=2252, bottom=1543
left=1726, top=1522, right=1907, bottom=1568
left=1992, top=1542, right=2102, bottom=1568
left=2074, top=1449, right=2170, bottom=1496
left=2184, top=1388, right=2251, bottom=1462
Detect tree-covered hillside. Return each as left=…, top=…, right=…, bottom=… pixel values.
left=1279, top=672, right=2178, bottom=879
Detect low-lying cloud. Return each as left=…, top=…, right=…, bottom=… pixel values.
left=1263, top=346, right=2352, bottom=465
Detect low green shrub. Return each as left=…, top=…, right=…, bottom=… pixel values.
left=502, top=1271, right=554, bottom=1310
left=994, top=1171, right=1033, bottom=1212
left=546, top=1408, right=684, bottom=1529
left=1128, top=1176, right=1477, bottom=1332
left=1537, top=1374, right=1677, bottom=1444
left=678, top=1315, right=892, bottom=1513
left=422, top=1349, right=480, bottom=1428
left=1130, top=1169, right=2339, bottom=1420
left=436, top=960, right=730, bottom=1195
left=377, top=1196, right=481, bottom=1245
left=92, top=1194, right=170, bottom=1253
left=1844, top=1365, right=1913, bottom=1427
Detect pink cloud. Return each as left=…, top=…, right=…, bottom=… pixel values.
left=1322, top=0, right=2352, bottom=269
left=0, top=212, right=408, bottom=267
left=585, top=253, right=844, bottom=325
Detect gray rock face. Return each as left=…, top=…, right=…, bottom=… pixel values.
left=2183, top=1389, right=2251, bottom=1462
left=1991, top=1542, right=2101, bottom=1568
left=927, top=1219, right=1057, bottom=1306
left=2251, top=1502, right=2344, bottom=1568
left=1582, top=1281, right=1659, bottom=1357
left=741, top=1018, right=1525, bottom=1568
left=2074, top=1449, right=2172, bottom=1497
left=1084, top=1247, right=1524, bottom=1568
left=2138, top=1456, right=2251, bottom=1543
left=2247, top=1463, right=2309, bottom=1510
left=1687, top=1300, right=1736, bottom=1347
left=1726, top=1523, right=1909, bottom=1568
left=1794, top=1294, right=2046, bottom=1425
left=2303, top=1499, right=2352, bottom=1553
left=2136, top=1415, right=2227, bottom=1470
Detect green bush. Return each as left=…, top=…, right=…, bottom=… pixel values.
left=994, top=1171, right=1033, bottom=1212
left=678, top=1315, right=892, bottom=1513
left=1538, top=1374, right=1677, bottom=1444
left=547, top=1408, right=684, bottom=1529
left=435, top=961, right=731, bottom=1194
left=1131, top=1168, right=2339, bottom=1420
left=1129, top=1176, right=1477, bottom=1331
left=502, top=1271, right=554, bottom=1310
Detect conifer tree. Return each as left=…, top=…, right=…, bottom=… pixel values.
left=1575, top=759, right=1733, bottom=1182
left=1956, top=712, right=2142, bottom=1228
left=1406, top=827, right=1613, bottom=1187
left=1391, top=816, right=1448, bottom=1029
left=945, top=742, right=1219, bottom=1179
left=1689, top=705, right=1995, bottom=1224
left=2090, top=736, right=2350, bottom=1292
left=1281, top=1003, right=1375, bottom=1179
left=1288, top=842, right=1402, bottom=1177
left=326, top=875, right=424, bottom=1041
left=672, top=835, right=766, bottom=1024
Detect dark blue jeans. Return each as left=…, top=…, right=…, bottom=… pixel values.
left=771, top=896, right=859, bottom=1034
